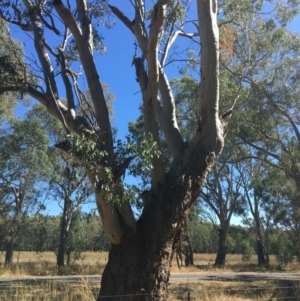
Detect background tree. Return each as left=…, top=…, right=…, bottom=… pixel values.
left=201, top=155, right=244, bottom=265
left=0, top=117, right=51, bottom=266
left=223, top=0, right=300, bottom=227
left=237, top=160, right=283, bottom=266
left=49, top=152, right=93, bottom=267
left=0, top=19, right=26, bottom=123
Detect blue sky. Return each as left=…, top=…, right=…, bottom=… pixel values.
left=8, top=1, right=300, bottom=217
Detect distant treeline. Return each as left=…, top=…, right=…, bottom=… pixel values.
left=0, top=211, right=291, bottom=258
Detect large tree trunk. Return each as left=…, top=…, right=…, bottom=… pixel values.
left=215, top=225, right=228, bottom=266
left=57, top=197, right=73, bottom=267
left=4, top=239, right=14, bottom=267
left=99, top=236, right=173, bottom=301
left=98, top=174, right=208, bottom=301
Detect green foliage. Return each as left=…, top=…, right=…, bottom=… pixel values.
left=0, top=19, right=36, bottom=105
left=241, top=241, right=255, bottom=263
left=3, top=211, right=110, bottom=253
left=126, top=134, right=161, bottom=176
left=0, top=20, right=20, bottom=122
left=271, top=233, right=295, bottom=266
left=0, top=116, right=52, bottom=263
left=65, top=210, right=86, bottom=265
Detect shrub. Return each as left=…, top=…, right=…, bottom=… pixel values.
left=241, top=241, right=255, bottom=263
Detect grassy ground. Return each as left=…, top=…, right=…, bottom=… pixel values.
left=168, top=280, right=300, bottom=301
left=0, top=252, right=299, bottom=300
left=0, top=252, right=299, bottom=277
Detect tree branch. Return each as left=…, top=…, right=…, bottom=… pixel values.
left=76, top=0, right=93, bottom=52
left=108, top=5, right=134, bottom=34
left=58, top=48, right=76, bottom=121
left=192, top=0, right=223, bottom=155
left=52, top=0, right=113, bottom=156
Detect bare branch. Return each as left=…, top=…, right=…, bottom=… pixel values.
left=76, top=0, right=93, bottom=52
left=0, top=12, right=32, bottom=31
left=29, top=8, right=59, bottom=98
left=58, top=49, right=76, bottom=120
left=274, top=105, right=300, bottom=144
left=108, top=5, right=134, bottom=34
left=39, top=12, right=61, bottom=36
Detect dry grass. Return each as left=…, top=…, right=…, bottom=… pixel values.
left=193, top=253, right=276, bottom=266
left=1, top=252, right=299, bottom=300
left=0, top=279, right=298, bottom=301
left=172, top=253, right=300, bottom=273
left=168, top=280, right=300, bottom=301
left=0, top=280, right=99, bottom=301
left=0, top=252, right=108, bottom=277
left=1, top=252, right=299, bottom=277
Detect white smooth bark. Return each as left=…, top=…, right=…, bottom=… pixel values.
left=110, top=0, right=184, bottom=163
left=95, top=190, right=122, bottom=245
left=193, top=0, right=223, bottom=155
left=157, top=65, right=185, bottom=159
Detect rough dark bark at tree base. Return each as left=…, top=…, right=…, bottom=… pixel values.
left=5, top=239, right=14, bottom=267
left=183, top=232, right=194, bottom=267
left=215, top=228, right=228, bottom=266
left=97, top=171, right=211, bottom=301
left=57, top=244, right=66, bottom=267
left=256, top=240, right=268, bottom=266
left=184, top=253, right=194, bottom=267
left=98, top=241, right=172, bottom=301
left=215, top=248, right=226, bottom=266
left=57, top=198, right=73, bottom=267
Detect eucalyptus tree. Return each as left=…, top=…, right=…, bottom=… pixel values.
left=200, top=154, right=245, bottom=266
left=0, top=19, right=24, bottom=123
left=220, top=0, right=300, bottom=195
left=49, top=152, right=93, bottom=267
left=0, top=117, right=51, bottom=266
left=29, top=105, right=95, bottom=267
left=237, top=160, right=280, bottom=265
left=222, top=6, right=300, bottom=265
left=0, top=0, right=226, bottom=299
left=270, top=172, right=300, bottom=263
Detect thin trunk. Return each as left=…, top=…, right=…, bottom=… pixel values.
left=4, top=239, right=14, bottom=267
left=183, top=230, right=194, bottom=266
left=57, top=198, right=73, bottom=267
left=174, top=238, right=183, bottom=269
left=256, top=239, right=267, bottom=266
left=254, top=214, right=269, bottom=266
left=66, top=251, right=71, bottom=265
left=215, top=225, right=228, bottom=266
